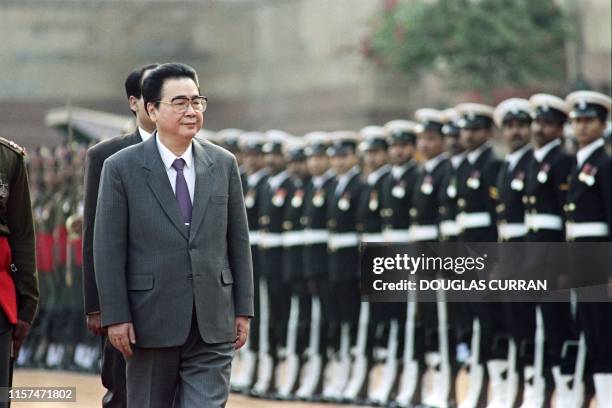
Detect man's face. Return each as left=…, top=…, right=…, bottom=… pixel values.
left=330, top=152, right=357, bottom=175
left=460, top=127, right=490, bottom=151
left=287, top=160, right=308, bottom=179
left=388, top=142, right=414, bottom=166
left=364, top=149, right=388, bottom=171
left=531, top=118, right=563, bottom=147
left=129, top=69, right=157, bottom=132
left=417, top=131, right=444, bottom=159
left=307, top=154, right=329, bottom=177
left=265, top=152, right=285, bottom=175
left=148, top=77, right=203, bottom=142
left=243, top=151, right=264, bottom=174
left=571, top=117, right=606, bottom=148
left=502, top=119, right=531, bottom=152
left=444, top=135, right=464, bottom=156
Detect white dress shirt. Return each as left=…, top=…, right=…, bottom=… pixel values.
left=156, top=136, right=195, bottom=204
left=505, top=144, right=532, bottom=172
left=533, top=138, right=561, bottom=163
left=467, top=142, right=491, bottom=165
left=138, top=127, right=152, bottom=142
left=576, top=138, right=604, bottom=169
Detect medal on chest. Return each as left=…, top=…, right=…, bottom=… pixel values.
left=420, top=174, right=433, bottom=195
left=392, top=181, right=406, bottom=198
left=291, top=189, right=304, bottom=208
left=272, top=188, right=287, bottom=207
left=467, top=171, right=481, bottom=190
left=244, top=190, right=256, bottom=208
left=537, top=163, right=550, bottom=184
left=369, top=190, right=379, bottom=211
left=511, top=171, right=525, bottom=191
left=578, top=164, right=597, bottom=187
left=312, top=189, right=325, bottom=207
left=338, top=192, right=350, bottom=211
left=446, top=178, right=457, bottom=198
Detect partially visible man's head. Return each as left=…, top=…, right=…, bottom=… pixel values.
left=566, top=91, right=611, bottom=148
left=494, top=98, right=532, bottom=152
left=455, top=103, right=495, bottom=152
left=143, top=63, right=203, bottom=142
left=528, top=94, right=569, bottom=148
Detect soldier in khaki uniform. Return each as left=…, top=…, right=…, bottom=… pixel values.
left=0, top=137, right=39, bottom=407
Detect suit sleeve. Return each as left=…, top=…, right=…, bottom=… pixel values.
left=226, top=158, right=254, bottom=317
left=94, top=160, right=132, bottom=327
left=7, top=155, right=39, bottom=324
left=82, top=147, right=103, bottom=314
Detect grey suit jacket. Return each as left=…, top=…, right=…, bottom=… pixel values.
left=82, top=129, right=142, bottom=314
left=93, top=134, right=254, bottom=347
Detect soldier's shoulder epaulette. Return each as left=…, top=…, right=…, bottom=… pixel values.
left=0, top=136, right=26, bottom=156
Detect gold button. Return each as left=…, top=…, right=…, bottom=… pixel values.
left=327, top=219, right=337, bottom=228
left=409, top=208, right=418, bottom=217
left=282, top=221, right=293, bottom=230
left=458, top=198, right=466, bottom=207
left=529, top=196, right=536, bottom=205
left=522, top=196, right=528, bottom=205
left=569, top=203, right=576, bottom=211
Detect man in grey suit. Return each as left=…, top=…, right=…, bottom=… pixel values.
left=94, top=63, right=254, bottom=407
left=83, top=63, right=158, bottom=408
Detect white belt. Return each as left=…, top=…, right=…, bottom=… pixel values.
left=328, top=233, right=359, bottom=249
left=524, top=213, right=563, bottom=231
left=249, top=231, right=260, bottom=245
left=283, top=230, right=304, bottom=247
left=408, top=225, right=439, bottom=242
left=566, top=222, right=609, bottom=239
left=457, top=212, right=491, bottom=230
left=259, top=233, right=284, bottom=248
left=439, top=220, right=460, bottom=237
left=303, top=229, right=329, bottom=245
left=498, top=223, right=528, bottom=240
left=360, top=233, right=384, bottom=243
left=383, top=229, right=411, bottom=242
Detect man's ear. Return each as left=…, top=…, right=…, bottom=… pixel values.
left=146, top=102, right=157, bottom=121
left=128, top=96, right=139, bottom=115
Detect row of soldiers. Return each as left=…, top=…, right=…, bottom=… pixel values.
left=221, top=91, right=611, bottom=408
left=14, top=144, right=100, bottom=372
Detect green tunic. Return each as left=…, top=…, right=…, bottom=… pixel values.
left=0, top=137, right=39, bottom=324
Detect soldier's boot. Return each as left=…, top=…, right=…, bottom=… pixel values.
left=485, top=359, right=519, bottom=408
left=251, top=351, right=274, bottom=396
left=296, top=295, right=324, bottom=400
left=322, top=323, right=351, bottom=400
left=458, top=318, right=486, bottom=408
left=342, top=302, right=370, bottom=401
left=296, top=352, right=323, bottom=399
left=421, top=351, right=453, bottom=408
left=231, top=346, right=257, bottom=392
left=593, top=373, right=612, bottom=407
left=552, top=365, right=584, bottom=408
left=276, top=295, right=301, bottom=398
left=519, top=366, right=545, bottom=408
left=367, top=319, right=400, bottom=405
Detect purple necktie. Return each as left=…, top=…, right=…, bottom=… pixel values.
left=172, top=158, right=192, bottom=226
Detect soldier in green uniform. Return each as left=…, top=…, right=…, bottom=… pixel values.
left=0, top=136, right=39, bottom=407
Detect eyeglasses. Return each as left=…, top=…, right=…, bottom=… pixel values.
left=157, top=96, right=208, bottom=113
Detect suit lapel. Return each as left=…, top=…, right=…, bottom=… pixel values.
left=189, top=139, right=214, bottom=241
left=142, top=134, right=189, bottom=240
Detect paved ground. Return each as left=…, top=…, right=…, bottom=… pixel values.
left=12, top=369, right=361, bottom=407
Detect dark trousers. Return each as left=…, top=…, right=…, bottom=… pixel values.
left=328, top=278, right=360, bottom=350
left=101, top=336, right=127, bottom=408
left=0, top=311, right=13, bottom=408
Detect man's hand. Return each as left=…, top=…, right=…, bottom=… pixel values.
left=234, top=316, right=249, bottom=350
left=107, top=322, right=136, bottom=358
left=86, top=312, right=106, bottom=336
left=12, top=320, right=31, bottom=357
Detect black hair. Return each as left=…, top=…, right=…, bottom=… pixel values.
left=124, top=63, right=159, bottom=116
left=124, top=63, right=160, bottom=99
left=141, top=63, right=200, bottom=113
